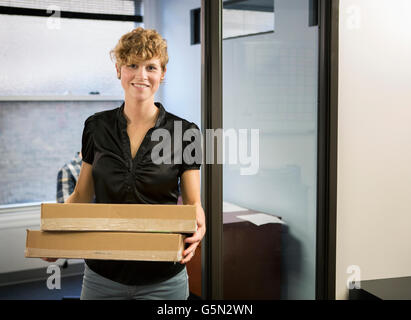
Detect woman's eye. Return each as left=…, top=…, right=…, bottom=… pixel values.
left=129, top=64, right=137, bottom=69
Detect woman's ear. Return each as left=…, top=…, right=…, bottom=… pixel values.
left=161, top=67, right=167, bottom=82
left=116, top=63, right=121, bottom=79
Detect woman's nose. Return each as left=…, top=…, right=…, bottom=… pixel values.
left=135, top=66, right=147, bottom=79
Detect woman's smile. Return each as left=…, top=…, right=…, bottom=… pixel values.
left=118, top=57, right=164, bottom=103
left=131, top=83, right=149, bottom=89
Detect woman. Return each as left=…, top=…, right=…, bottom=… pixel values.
left=42, top=27, right=205, bottom=300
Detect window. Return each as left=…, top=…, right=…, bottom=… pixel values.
left=0, top=1, right=143, bottom=206
left=0, top=0, right=142, bottom=97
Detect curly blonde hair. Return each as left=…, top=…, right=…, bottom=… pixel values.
left=110, top=27, right=168, bottom=71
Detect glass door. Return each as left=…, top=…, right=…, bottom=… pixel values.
left=221, top=0, right=319, bottom=299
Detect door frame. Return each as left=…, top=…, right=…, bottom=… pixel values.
left=316, top=0, right=339, bottom=300
left=200, top=0, right=223, bottom=300
left=200, top=0, right=339, bottom=300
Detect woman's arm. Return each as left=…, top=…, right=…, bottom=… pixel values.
left=41, top=162, right=94, bottom=262
left=65, top=162, right=95, bottom=204
left=179, top=169, right=206, bottom=264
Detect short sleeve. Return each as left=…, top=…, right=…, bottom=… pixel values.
left=180, top=122, right=202, bottom=176
left=81, top=115, right=95, bottom=165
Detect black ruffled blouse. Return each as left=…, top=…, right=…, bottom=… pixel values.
left=81, top=101, right=201, bottom=285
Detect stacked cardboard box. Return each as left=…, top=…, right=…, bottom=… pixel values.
left=25, top=203, right=197, bottom=262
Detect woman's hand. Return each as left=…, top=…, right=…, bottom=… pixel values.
left=177, top=169, right=205, bottom=264
left=181, top=204, right=206, bottom=264
left=41, top=258, right=58, bottom=262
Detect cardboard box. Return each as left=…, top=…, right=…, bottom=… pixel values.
left=41, top=203, right=197, bottom=233
left=25, top=230, right=185, bottom=262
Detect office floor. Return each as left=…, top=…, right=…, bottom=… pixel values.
left=0, top=274, right=200, bottom=300
left=0, top=274, right=83, bottom=300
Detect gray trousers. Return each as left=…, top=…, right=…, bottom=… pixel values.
left=80, top=263, right=189, bottom=300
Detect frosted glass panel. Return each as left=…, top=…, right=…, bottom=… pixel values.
left=223, top=0, right=318, bottom=299
left=0, top=14, right=141, bottom=96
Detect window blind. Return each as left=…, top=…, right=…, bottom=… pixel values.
left=0, top=0, right=142, bottom=16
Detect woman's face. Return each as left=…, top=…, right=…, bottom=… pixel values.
left=117, top=57, right=165, bottom=104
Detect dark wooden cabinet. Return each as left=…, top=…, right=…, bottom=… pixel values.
left=186, top=244, right=202, bottom=297
left=187, top=211, right=282, bottom=299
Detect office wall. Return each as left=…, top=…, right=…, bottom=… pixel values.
left=144, top=0, right=201, bottom=126
left=337, top=0, right=411, bottom=299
